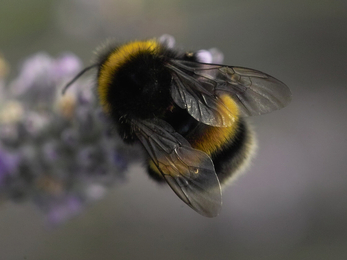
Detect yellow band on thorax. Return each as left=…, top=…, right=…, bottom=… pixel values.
left=97, top=40, right=160, bottom=113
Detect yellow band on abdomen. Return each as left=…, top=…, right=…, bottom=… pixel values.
left=148, top=95, right=240, bottom=177
left=191, top=94, right=240, bottom=156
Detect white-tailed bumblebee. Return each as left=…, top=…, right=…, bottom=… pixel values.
left=63, top=36, right=291, bottom=217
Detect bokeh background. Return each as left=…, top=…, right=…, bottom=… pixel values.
left=1, top=0, right=347, bottom=259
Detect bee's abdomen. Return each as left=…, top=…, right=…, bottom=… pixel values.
left=210, top=119, right=255, bottom=184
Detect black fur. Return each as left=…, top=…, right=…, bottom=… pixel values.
left=105, top=51, right=172, bottom=119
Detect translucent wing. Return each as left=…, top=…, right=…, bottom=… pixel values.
left=132, top=118, right=222, bottom=217
left=166, top=59, right=292, bottom=127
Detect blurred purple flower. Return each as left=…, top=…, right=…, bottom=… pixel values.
left=51, top=52, right=83, bottom=82
left=158, top=34, right=176, bottom=49
left=9, top=52, right=54, bottom=96
left=196, top=48, right=224, bottom=64
left=0, top=148, right=20, bottom=185
left=0, top=51, right=132, bottom=225
left=45, top=195, right=82, bottom=225
left=8, top=52, right=83, bottom=105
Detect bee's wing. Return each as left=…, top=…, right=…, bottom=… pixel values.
left=132, top=118, right=222, bottom=217
left=166, top=59, right=292, bottom=127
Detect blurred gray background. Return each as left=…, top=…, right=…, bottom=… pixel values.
left=1, top=0, right=347, bottom=259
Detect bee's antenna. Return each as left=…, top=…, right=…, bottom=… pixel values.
left=62, top=64, right=99, bottom=95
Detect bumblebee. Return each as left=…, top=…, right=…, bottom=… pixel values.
left=63, top=36, right=291, bottom=217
